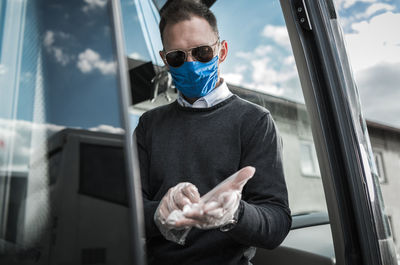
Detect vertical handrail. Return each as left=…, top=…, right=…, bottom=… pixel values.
left=109, top=0, right=146, bottom=264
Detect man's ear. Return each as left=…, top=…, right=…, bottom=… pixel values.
left=218, top=40, right=228, bottom=63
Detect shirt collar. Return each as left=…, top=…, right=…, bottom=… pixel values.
left=177, top=78, right=233, bottom=108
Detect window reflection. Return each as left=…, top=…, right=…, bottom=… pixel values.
left=373, top=150, right=386, bottom=184
left=300, top=140, right=320, bottom=177
left=0, top=0, right=133, bottom=264
left=122, top=0, right=163, bottom=66
left=121, top=0, right=177, bottom=130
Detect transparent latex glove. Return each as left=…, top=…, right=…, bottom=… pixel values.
left=154, top=182, right=200, bottom=244
left=167, top=166, right=255, bottom=230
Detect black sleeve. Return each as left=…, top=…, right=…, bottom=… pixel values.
left=226, top=112, right=292, bottom=249
left=135, top=115, right=161, bottom=239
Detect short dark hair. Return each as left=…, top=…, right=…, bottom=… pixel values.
left=159, top=0, right=219, bottom=44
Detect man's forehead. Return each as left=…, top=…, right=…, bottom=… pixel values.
left=162, top=16, right=217, bottom=50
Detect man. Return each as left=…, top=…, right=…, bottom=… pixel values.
left=135, top=0, right=291, bottom=264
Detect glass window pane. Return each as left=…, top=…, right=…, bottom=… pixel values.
left=79, top=143, right=128, bottom=206
left=212, top=0, right=328, bottom=215
left=300, top=141, right=320, bottom=177
left=333, top=0, right=399, bottom=257
left=0, top=0, right=134, bottom=264
left=373, top=150, right=386, bottom=184
left=121, top=1, right=332, bottom=263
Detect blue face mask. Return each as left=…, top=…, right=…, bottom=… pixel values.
left=169, top=56, right=219, bottom=98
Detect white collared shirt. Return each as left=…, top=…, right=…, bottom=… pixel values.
left=177, top=78, right=233, bottom=108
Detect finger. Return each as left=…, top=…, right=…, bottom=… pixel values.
left=173, top=217, right=201, bottom=228
left=170, top=186, right=190, bottom=209
left=219, top=192, right=238, bottom=210
left=181, top=184, right=200, bottom=203
left=183, top=204, right=214, bottom=223
left=206, top=208, right=224, bottom=218
left=203, top=201, right=220, bottom=212
left=183, top=207, right=204, bottom=220
left=231, top=166, right=255, bottom=190
left=158, top=203, right=169, bottom=220
left=173, top=192, right=191, bottom=210
left=166, top=189, right=177, bottom=213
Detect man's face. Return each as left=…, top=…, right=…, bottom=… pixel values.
left=160, top=15, right=228, bottom=68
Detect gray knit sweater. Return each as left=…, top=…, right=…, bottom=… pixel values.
left=135, top=95, right=291, bottom=265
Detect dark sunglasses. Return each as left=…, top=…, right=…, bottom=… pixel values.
left=163, top=39, right=220, bottom=68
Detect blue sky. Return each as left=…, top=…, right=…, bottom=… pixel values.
left=16, top=0, right=397, bottom=129
left=40, top=0, right=122, bottom=129
left=2, top=0, right=124, bottom=129
left=0, top=0, right=127, bottom=172
left=123, top=0, right=400, bottom=130
left=210, top=0, right=400, bottom=130
left=211, top=0, right=304, bottom=102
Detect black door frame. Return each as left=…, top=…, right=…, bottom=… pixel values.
left=280, top=0, right=397, bottom=264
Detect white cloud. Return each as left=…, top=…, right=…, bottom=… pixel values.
left=234, top=65, right=248, bottom=73
left=89, top=124, right=124, bottom=134
left=251, top=58, right=275, bottom=84
left=355, top=62, right=400, bottom=128
left=224, top=73, right=244, bottom=85
left=82, top=0, right=107, bottom=12
left=228, top=36, right=302, bottom=101
left=235, top=50, right=253, bottom=60
left=345, top=11, right=400, bottom=72
left=364, top=3, right=395, bottom=17
left=226, top=34, right=303, bottom=101
left=0, top=64, right=7, bottom=75
left=261, top=25, right=291, bottom=49
left=254, top=45, right=274, bottom=56
left=223, top=65, right=247, bottom=86
left=0, top=119, right=64, bottom=172
left=236, top=45, right=273, bottom=59
left=334, top=0, right=395, bottom=29
left=334, top=0, right=376, bottom=10
left=77, top=49, right=116, bottom=75
left=52, top=47, right=70, bottom=66
left=43, top=30, right=72, bottom=66
left=43, top=31, right=54, bottom=47
left=129, top=52, right=143, bottom=60
left=246, top=57, right=300, bottom=97
left=0, top=119, right=125, bottom=172
left=283, top=55, right=295, bottom=66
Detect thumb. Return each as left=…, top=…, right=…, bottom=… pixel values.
left=231, top=166, right=255, bottom=190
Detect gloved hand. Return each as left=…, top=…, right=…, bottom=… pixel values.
left=155, top=167, right=255, bottom=244
left=178, top=166, right=255, bottom=230
left=154, top=182, right=200, bottom=243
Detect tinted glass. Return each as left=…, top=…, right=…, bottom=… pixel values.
left=334, top=0, right=400, bottom=258
left=0, top=0, right=135, bottom=263
left=79, top=143, right=128, bottom=206
left=328, top=0, right=398, bottom=260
